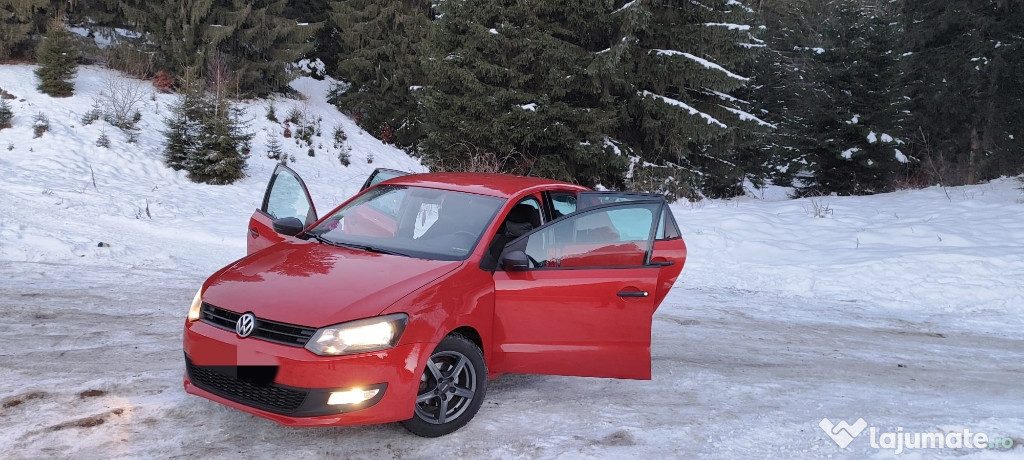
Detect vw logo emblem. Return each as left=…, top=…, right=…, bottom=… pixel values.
left=236, top=313, right=256, bottom=338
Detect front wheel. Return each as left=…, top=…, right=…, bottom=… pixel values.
left=401, top=334, right=487, bottom=437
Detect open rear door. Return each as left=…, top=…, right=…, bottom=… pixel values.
left=246, top=165, right=317, bottom=254
left=360, top=168, right=411, bottom=191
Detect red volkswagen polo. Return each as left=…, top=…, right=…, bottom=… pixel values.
left=183, top=166, right=686, bottom=437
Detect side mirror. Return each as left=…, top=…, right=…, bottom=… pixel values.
left=272, top=217, right=304, bottom=236
left=501, top=250, right=530, bottom=271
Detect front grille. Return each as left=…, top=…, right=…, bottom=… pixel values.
left=186, top=357, right=307, bottom=413
left=200, top=303, right=317, bottom=347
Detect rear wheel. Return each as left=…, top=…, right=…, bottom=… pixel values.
left=401, top=334, right=486, bottom=437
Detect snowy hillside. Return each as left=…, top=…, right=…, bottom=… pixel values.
left=1, top=65, right=1023, bottom=459
left=0, top=64, right=424, bottom=272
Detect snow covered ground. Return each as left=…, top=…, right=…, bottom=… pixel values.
left=1, top=65, right=1022, bottom=459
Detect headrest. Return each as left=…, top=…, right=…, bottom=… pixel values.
left=505, top=221, right=533, bottom=238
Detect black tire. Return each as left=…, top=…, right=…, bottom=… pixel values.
left=401, top=333, right=487, bottom=437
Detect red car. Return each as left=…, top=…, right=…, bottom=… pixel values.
left=183, top=166, right=686, bottom=436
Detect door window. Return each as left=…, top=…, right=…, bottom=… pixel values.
left=511, top=201, right=661, bottom=269
left=262, top=166, right=316, bottom=226
left=547, top=191, right=577, bottom=220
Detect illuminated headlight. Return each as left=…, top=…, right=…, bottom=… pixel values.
left=305, top=313, right=408, bottom=356
left=187, top=288, right=203, bottom=322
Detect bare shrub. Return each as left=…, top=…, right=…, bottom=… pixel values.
left=807, top=198, right=833, bottom=218
left=102, top=74, right=147, bottom=130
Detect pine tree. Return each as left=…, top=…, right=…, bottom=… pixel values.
left=330, top=0, right=433, bottom=148
left=189, top=93, right=248, bottom=184
left=119, top=0, right=211, bottom=73
left=205, top=0, right=321, bottom=96
left=421, top=0, right=623, bottom=186
left=603, top=0, right=768, bottom=199
left=0, top=98, right=13, bottom=129
left=163, top=73, right=206, bottom=171
left=35, top=15, right=78, bottom=97
left=283, top=0, right=340, bottom=78
left=793, top=1, right=907, bottom=196
left=904, top=0, right=1024, bottom=184
left=0, top=0, right=47, bottom=60
left=266, top=135, right=283, bottom=160
left=121, top=0, right=319, bottom=96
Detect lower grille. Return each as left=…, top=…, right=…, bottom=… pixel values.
left=186, top=357, right=307, bottom=414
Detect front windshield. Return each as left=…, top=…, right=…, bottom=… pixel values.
left=309, top=185, right=505, bottom=261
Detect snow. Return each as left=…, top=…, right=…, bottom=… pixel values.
left=652, top=49, right=749, bottom=81
left=795, top=46, right=826, bottom=54
left=612, top=0, right=637, bottom=14
left=704, top=23, right=751, bottom=31
left=519, top=103, right=537, bottom=111
left=895, top=148, right=909, bottom=163
left=719, top=104, right=775, bottom=128
left=3, top=64, right=1024, bottom=459
left=841, top=147, right=860, bottom=159
left=868, top=132, right=895, bottom=144
left=639, top=90, right=727, bottom=128
left=488, top=28, right=499, bottom=34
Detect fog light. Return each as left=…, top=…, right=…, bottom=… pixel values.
left=328, top=388, right=380, bottom=405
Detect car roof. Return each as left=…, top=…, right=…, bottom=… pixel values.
left=381, top=172, right=589, bottom=198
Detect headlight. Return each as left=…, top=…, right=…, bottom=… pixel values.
left=305, top=313, right=408, bottom=356
left=187, top=288, right=203, bottom=322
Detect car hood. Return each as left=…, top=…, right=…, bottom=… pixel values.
left=202, top=240, right=462, bottom=328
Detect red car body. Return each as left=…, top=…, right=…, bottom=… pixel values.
left=183, top=167, right=686, bottom=435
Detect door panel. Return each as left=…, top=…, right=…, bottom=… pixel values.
left=491, top=201, right=665, bottom=380
left=492, top=268, right=660, bottom=379
left=247, top=165, right=316, bottom=254
left=650, top=238, right=687, bottom=311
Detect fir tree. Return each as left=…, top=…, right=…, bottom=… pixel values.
left=206, top=0, right=321, bottom=96
left=283, top=0, right=341, bottom=78
left=0, top=98, right=13, bottom=129
left=162, top=74, right=205, bottom=172
left=0, top=0, right=47, bottom=60
left=904, top=0, right=1024, bottom=184
left=120, top=0, right=319, bottom=96
left=189, top=94, right=248, bottom=185
left=792, top=1, right=907, bottom=196
left=421, top=0, right=623, bottom=186
left=266, top=135, right=283, bottom=160
left=35, top=15, right=78, bottom=97
left=330, top=0, right=433, bottom=148
left=603, top=0, right=767, bottom=199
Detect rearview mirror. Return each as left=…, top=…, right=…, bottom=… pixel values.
left=272, top=217, right=304, bottom=236
left=501, top=250, right=530, bottom=271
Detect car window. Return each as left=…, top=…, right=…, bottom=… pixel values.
left=265, top=170, right=314, bottom=225
left=516, top=202, right=660, bottom=269
left=656, top=208, right=682, bottom=240
left=310, top=186, right=504, bottom=261
left=548, top=191, right=577, bottom=219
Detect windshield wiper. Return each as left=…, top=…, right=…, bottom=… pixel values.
left=340, top=242, right=411, bottom=257
left=311, top=235, right=409, bottom=257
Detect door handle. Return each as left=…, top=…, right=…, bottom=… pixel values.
left=249, top=228, right=259, bottom=238
left=617, top=290, right=649, bottom=298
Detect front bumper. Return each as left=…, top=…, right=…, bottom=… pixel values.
left=183, top=319, right=431, bottom=426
